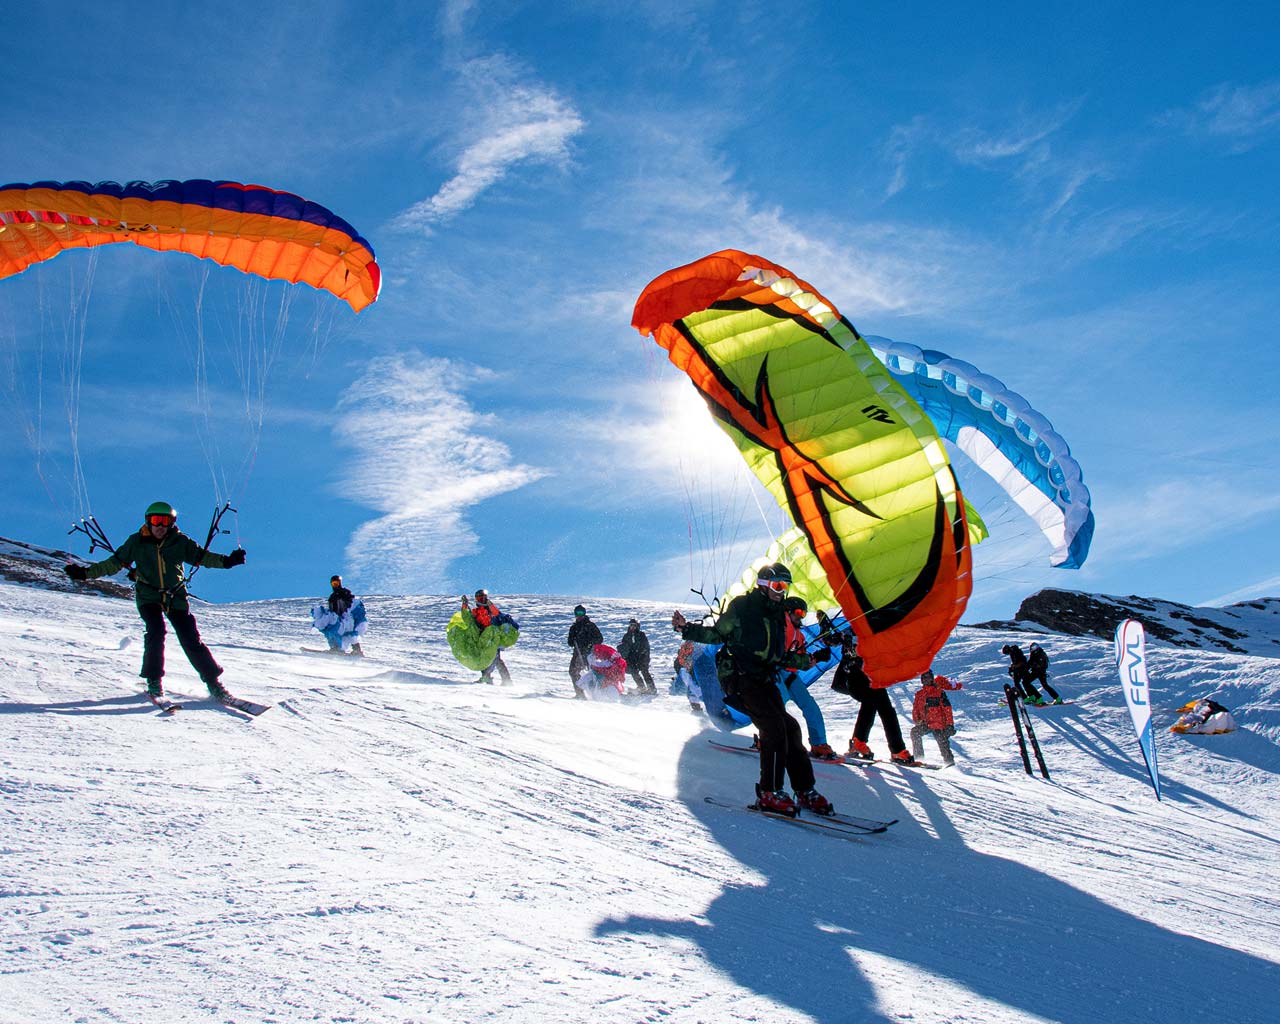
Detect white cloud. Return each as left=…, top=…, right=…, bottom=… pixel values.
left=334, top=353, right=548, bottom=593
left=1158, top=80, right=1280, bottom=151
left=882, top=101, right=1104, bottom=223
left=394, top=58, right=585, bottom=230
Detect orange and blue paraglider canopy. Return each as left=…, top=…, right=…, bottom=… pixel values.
left=0, top=179, right=380, bottom=312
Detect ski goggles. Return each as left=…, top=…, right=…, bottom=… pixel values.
left=761, top=578, right=790, bottom=593
left=147, top=514, right=174, bottom=526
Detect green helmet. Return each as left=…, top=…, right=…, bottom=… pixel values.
left=144, top=501, right=177, bottom=520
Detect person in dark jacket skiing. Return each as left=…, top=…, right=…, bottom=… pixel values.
left=1025, top=642, right=1062, bottom=704
left=62, top=501, right=246, bottom=704
left=567, top=604, right=603, bottom=699
left=672, top=563, right=834, bottom=817
left=1002, top=643, right=1059, bottom=705
left=833, top=632, right=920, bottom=766
left=616, top=619, right=657, bottom=695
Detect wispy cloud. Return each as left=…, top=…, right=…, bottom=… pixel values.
left=334, top=353, right=548, bottom=593
left=1202, top=575, right=1280, bottom=606
left=393, top=56, right=585, bottom=230
left=1093, top=476, right=1280, bottom=565
left=883, top=101, right=1105, bottom=222
left=1158, top=80, right=1280, bottom=152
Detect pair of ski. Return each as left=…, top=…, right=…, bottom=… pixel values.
left=146, top=692, right=271, bottom=718
left=1004, top=683, right=1049, bottom=778
left=703, top=796, right=896, bottom=839
left=708, top=738, right=942, bottom=771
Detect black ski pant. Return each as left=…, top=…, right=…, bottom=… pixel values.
left=1025, top=667, right=1059, bottom=702
left=737, top=678, right=815, bottom=795
left=137, top=602, right=223, bottom=685
left=627, top=662, right=656, bottom=693
left=569, top=651, right=587, bottom=697
left=852, top=688, right=907, bottom=755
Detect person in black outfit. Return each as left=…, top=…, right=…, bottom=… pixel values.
left=616, top=619, right=656, bottom=694
left=672, top=563, right=833, bottom=817
left=833, top=632, right=919, bottom=765
left=1025, top=642, right=1061, bottom=704
left=1002, top=643, right=1059, bottom=705
left=567, top=604, right=603, bottom=699
left=329, top=575, right=354, bottom=615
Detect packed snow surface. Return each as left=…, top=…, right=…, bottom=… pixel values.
left=2, top=582, right=1278, bottom=1023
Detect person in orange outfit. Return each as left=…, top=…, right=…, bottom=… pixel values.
left=910, top=669, right=963, bottom=766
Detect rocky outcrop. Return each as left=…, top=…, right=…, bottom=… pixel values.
left=0, top=537, right=133, bottom=600
left=969, top=587, right=1280, bottom=657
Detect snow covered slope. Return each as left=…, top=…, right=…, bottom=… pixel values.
left=2, top=581, right=1278, bottom=1023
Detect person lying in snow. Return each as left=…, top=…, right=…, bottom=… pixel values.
left=1171, top=698, right=1237, bottom=735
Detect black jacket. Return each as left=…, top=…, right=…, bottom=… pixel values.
left=568, top=617, right=603, bottom=660
left=617, top=628, right=651, bottom=668
left=328, top=586, right=355, bottom=616
left=832, top=650, right=874, bottom=701
left=680, top=589, right=806, bottom=682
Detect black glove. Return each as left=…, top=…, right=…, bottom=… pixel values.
left=64, top=564, right=88, bottom=582
left=224, top=548, right=247, bottom=568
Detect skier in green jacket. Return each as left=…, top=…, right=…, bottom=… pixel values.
left=63, top=501, right=247, bottom=704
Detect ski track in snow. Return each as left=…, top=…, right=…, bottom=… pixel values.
left=1, top=583, right=1278, bottom=1023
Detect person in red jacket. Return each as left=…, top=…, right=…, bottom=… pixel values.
left=910, top=669, right=963, bottom=766
left=463, top=589, right=512, bottom=684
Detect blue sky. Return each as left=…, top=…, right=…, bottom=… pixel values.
left=2, top=1, right=1278, bottom=621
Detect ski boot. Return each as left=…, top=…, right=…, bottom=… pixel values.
left=810, top=743, right=841, bottom=761
left=753, top=787, right=798, bottom=817
left=890, top=749, right=922, bottom=766
left=146, top=678, right=165, bottom=699
left=847, top=737, right=874, bottom=760
left=797, top=788, right=835, bottom=816
left=750, top=733, right=761, bottom=751
left=350, top=642, right=364, bottom=657
left=206, top=679, right=232, bottom=702
left=1024, top=694, right=1047, bottom=707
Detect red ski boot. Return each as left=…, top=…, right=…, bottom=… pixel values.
left=797, top=789, right=835, bottom=816
left=754, top=789, right=798, bottom=817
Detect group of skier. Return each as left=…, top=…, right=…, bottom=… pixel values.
left=63, top=501, right=1065, bottom=818
left=566, top=605, right=658, bottom=699
left=1002, top=642, right=1062, bottom=705
left=668, top=561, right=987, bottom=817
